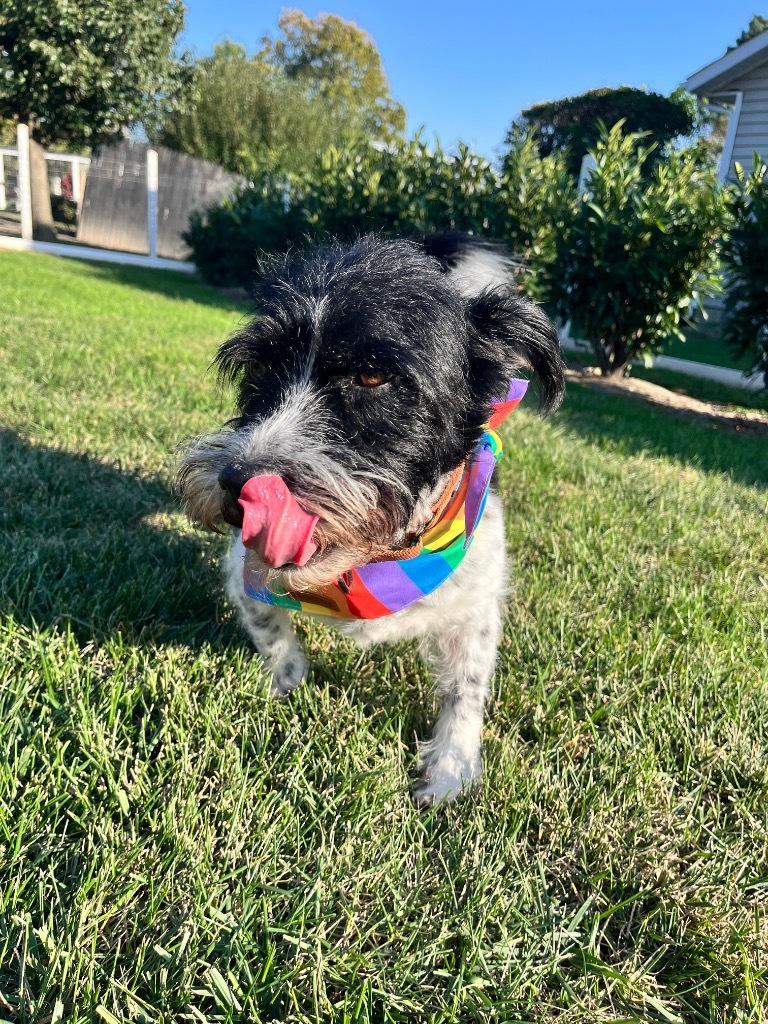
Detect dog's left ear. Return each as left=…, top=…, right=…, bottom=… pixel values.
left=466, top=290, right=565, bottom=414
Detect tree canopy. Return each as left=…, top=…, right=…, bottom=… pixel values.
left=0, top=0, right=187, bottom=239
left=155, top=40, right=347, bottom=177
left=259, top=10, right=405, bottom=145
left=156, top=11, right=405, bottom=178
left=0, top=0, right=188, bottom=148
left=506, top=87, right=697, bottom=175
left=729, top=13, right=768, bottom=50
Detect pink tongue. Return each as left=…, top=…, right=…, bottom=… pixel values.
left=238, top=475, right=318, bottom=567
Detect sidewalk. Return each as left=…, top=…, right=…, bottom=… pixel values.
left=558, top=332, right=764, bottom=393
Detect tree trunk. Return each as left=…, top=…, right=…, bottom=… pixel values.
left=28, top=135, right=58, bottom=243
left=595, top=336, right=632, bottom=377
left=602, top=359, right=630, bottom=378
left=591, top=339, right=612, bottom=376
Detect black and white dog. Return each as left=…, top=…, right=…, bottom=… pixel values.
left=178, top=234, right=564, bottom=805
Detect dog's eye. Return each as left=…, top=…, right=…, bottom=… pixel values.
left=355, top=371, right=392, bottom=388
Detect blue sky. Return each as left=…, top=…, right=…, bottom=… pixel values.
left=181, top=1, right=764, bottom=159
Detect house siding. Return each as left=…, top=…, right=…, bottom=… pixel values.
left=725, top=63, right=768, bottom=178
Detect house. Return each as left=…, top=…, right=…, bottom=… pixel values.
left=684, top=30, right=768, bottom=182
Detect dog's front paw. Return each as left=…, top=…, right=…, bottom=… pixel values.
left=412, top=752, right=482, bottom=808
left=270, top=653, right=309, bottom=696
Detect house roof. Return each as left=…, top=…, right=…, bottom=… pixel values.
left=684, top=30, right=768, bottom=96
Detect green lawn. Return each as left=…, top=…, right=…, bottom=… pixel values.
left=566, top=319, right=759, bottom=378
left=659, top=324, right=754, bottom=373
left=1, top=251, right=767, bottom=1024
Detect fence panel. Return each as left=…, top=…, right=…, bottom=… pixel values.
left=78, top=141, right=242, bottom=259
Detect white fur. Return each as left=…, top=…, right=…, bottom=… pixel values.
left=448, top=248, right=517, bottom=298
left=225, top=490, right=507, bottom=804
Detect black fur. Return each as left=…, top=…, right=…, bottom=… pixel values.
left=213, top=235, right=564, bottom=528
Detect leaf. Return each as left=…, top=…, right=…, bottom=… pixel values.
left=95, top=1008, right=122, bottom=1024
left=208, top=966, right=242, bottom=1012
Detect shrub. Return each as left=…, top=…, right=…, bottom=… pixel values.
left=497, top=129, right=578, bottom=301
left=507, top=86, right=697, bottom=176
left=184, top=172, right=308, bottom=286
left=722, top=154, right=768, bottom=388
left=184, top=138, right=503, bottom=286
left=540, top=122, right=730, bottom=376
left=50, top=194, right=78, bottom=226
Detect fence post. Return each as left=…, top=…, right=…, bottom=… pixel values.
left=71, top=157, right=81, bottom=206
left=16, top=124, right=33, bottom=241
left=147, top=148, right=158, bottom=259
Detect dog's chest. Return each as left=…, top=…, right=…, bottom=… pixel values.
left=324, top=493, right=507, bottom=647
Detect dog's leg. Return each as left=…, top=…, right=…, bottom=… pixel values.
left=412, top=603, right=501, bottom=806
left=412, top=497, right=507, bottom=807
left=225, top=540, right=308, bottom=695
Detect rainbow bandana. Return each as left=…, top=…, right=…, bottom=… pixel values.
left=243, top=379, right=529, bottom=620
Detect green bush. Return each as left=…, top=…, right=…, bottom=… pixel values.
left=185, top=172, right=307, bottom=286
left=539, top=122, right=729, bottom=376
left=184, top=137, right=507, bottom=286
left=183, top=133, right=578, bottom=289
left=722, top=154, right=768, bottom=388
left=185, top=123, right=731, bottom=387
left=497, top=129, right=578, bottom=301
left=50, top=194, right=78, bottom=226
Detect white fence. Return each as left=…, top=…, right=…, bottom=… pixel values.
left=0, top=144, right=89, bottom=212
left=0, top=125, right=195, bottom=272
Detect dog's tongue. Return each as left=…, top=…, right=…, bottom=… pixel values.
left=238, top=475, right=319, bottom=567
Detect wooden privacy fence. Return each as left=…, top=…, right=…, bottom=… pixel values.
left=77, top=141, right=242, bottom=259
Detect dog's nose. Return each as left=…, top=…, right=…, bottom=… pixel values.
left=218, top=465, right=251, bottom=527
left=218, top=464, right=250, bottom=501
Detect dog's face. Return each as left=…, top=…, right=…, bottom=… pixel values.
left=178, top=237, right=564, bottom=592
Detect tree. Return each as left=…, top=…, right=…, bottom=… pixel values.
left=729, top=14, right=768, bottom=49
left=0, top=0, right=187, bottom=240
left=540, top=122, right=729, bottom=377
left=154, top=41, right=346, bottom=177
left=722, top=155, right=768, bottom=388
left=259, top=10, right=405, bottom=146
left=155, top=12, right=405, bottom=179
left=507, top=87, right=697, bottom=175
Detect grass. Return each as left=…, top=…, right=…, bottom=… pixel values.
left=1, top=250, right=767, bottom=1023
left=630, top=364, right=768, bottom=412
left=659, top=324, right=753, bottom=373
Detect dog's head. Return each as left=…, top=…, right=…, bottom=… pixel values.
left=177, top=236, right=564, bottom=592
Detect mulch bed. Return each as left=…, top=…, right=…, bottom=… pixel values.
left=565, top=365, right=768, bottom=436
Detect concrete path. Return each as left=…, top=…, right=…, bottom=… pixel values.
left=0, top=234, right=196, bottom=273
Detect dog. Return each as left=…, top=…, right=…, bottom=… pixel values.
left=177, top=234, right=564, bottom=806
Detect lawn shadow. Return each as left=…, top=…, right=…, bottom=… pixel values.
left=0, top=428, right=236, bottom=650
left=0, top=429, right=429, bottom=724
left=557, top=382, right=768, bottom=490
left=63, top=257, right=250, bottom=314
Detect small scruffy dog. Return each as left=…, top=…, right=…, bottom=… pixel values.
left=178, top=234, right=564, bottom=805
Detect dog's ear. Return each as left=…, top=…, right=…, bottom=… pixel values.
left=466, top=290, right=565, bottom=414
